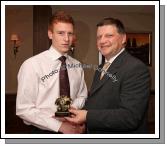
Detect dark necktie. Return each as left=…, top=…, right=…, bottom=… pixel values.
left=59, top=56, right=70, bottom=97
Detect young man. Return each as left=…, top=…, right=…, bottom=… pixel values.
left=16, top=11, right=87, bottom=134
left=65, top=17, right=150, bottom=134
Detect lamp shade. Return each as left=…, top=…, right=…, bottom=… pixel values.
left=10, top=34, right=19, bottom=41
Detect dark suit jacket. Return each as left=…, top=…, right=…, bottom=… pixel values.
left=84, top=50, right=150, bottom=134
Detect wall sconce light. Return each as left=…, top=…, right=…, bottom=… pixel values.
left=10, top=34, right=20, bottom=58
left=69, top=35, right=77, bottom=55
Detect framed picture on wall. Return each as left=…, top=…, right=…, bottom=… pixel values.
left=99, top=32, right=152, bottom=66
left=125, top=32, right=152, bottom=66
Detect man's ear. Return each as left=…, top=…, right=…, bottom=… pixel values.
left=48, top=30, right=53, bottom=39
left=122, top=34, right=126, bottom=45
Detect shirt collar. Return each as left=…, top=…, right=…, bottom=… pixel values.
left=48, top=45, right=68, bottom=61
left=105, top=48, right=125, bottom=64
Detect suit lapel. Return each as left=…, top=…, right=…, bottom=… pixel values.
left=90, top=65, right=118, bottom=95
left=89, top=64, right=103, bottom=93
left=89, top=50, right=128, bottom=96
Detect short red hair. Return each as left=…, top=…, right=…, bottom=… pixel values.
left=48, top=11, right=74, bottom=31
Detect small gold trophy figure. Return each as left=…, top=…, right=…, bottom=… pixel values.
left=55, top=95, right=72, bottom=117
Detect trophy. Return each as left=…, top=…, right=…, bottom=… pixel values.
left=55, top=95, right=72, bottom=117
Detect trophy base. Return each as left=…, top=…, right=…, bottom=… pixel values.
left=55, top=111, right=71, bottom=117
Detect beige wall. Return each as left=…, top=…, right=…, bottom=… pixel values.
left=52, top=5, right=155, bottom=90
left=5, top=6, right=33, bottom=94
left=5, top=5, right=155, bottom=93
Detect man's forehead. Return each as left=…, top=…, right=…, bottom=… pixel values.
left=53, top=22, right=73, bottom=30
left=97, top=25, right=117, bottom=34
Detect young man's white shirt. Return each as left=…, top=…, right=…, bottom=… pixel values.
left=16, top=46, right=88, bottom=132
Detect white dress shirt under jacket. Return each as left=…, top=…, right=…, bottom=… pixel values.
left=16, top=46, right=88, bottom=132
left=105, top=48, right=125, bottom=64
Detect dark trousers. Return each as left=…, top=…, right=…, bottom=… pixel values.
left=30, top=126, right=62, bottom=134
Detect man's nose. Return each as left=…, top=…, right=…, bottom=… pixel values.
left=99, top=36, right=107, bottom=44
left=64, top=34, right=70, bottom=42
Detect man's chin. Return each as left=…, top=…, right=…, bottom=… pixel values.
left=62, top=48, right=70, bottom=53
left=100, top=51, right=108, bottom=57
left=99, top=48, right=109, bottom=54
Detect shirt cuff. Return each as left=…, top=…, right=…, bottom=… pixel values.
left=71, top=98, right=86, bottom=109
left=46, top=118, right=62, bottom=132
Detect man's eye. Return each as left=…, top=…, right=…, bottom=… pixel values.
left=58, top=32, right=64, bottom=35
left=106, top=34, right=113, bottom=38
left=97, top=36, right=101, bottom=40
left=68, top=33, right=73, bottom=36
